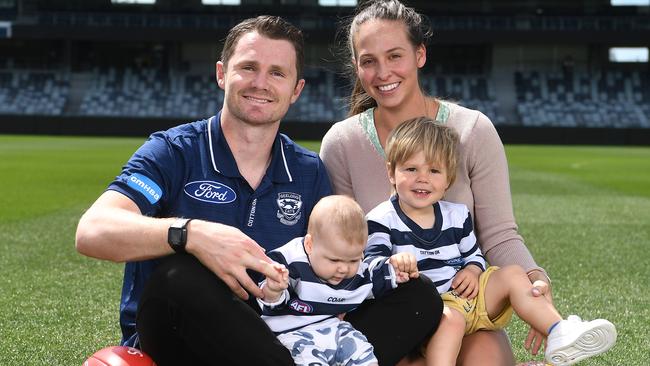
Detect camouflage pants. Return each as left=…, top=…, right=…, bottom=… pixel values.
left=278, top=317, right=377, bottom=366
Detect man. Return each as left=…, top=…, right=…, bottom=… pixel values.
left=76, top=15, right=439, bottom=366
left=76, top=16, right=327, bottom=365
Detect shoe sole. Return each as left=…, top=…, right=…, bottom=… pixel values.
left=546, top=320, right=617, bottom=366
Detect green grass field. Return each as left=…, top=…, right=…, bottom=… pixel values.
left=1, top=135, right=648, bottom=365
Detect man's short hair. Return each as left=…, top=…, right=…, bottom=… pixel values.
left=220, top=15, right=305, bottom=81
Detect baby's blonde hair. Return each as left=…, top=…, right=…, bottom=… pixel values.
left=307, top=195, right=368, bottom=246
left=385, top=117, right=459, bottom=190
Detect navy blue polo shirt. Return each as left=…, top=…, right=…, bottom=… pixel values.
left=107, top=111, right=332, bottom=346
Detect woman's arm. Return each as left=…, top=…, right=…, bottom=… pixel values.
left=320, top=124, right=354, bottom=197
left=458, top=113, right=552, bottom=364
left=466, top=113, right=546, bottom=279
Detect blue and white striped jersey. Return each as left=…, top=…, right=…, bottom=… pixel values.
left=258, top=237, right=397, bottom=334
left=366, top=196, right=485, bottom=294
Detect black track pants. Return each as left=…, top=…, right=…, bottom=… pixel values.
left=345, top=275, right=443, bottom=366
left=136, top=254, right=294, bottom=366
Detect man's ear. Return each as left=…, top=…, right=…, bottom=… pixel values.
left=290, top=78, right=305, bottom=104
left=216, top=61, right=226, bottom=90
left=304, top=234, right=313, bottom=255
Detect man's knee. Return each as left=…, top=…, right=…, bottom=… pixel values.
left=137, top=253, right=246, bottom=334
left=399, top=276, right=443, bottom=324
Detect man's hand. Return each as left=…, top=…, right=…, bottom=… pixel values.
left=451, top=265, right=481, bottom=299
left=185, top=220, right=284, bottom=300
left=389, top=252, right=419, bottom=283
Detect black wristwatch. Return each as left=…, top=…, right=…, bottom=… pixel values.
left=168, top=218, right=193, bottom=253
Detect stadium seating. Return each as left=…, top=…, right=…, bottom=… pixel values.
left=80, top=66, right=349, bottom=122
left=1, top=64, right=648, bottom=129
left=515, top=70, right=650, bottom=128
left=0, top=70, right=69, bottom=115
left=420, top=73, right=507, bottom=125
left=286, top=68, right=349, bottom=123
left=79, top=67, right=223, bottom=120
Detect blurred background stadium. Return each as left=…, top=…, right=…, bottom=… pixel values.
left=0, top=0, right=649, bottom=144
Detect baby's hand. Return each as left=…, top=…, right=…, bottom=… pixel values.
left=451, top=265, right=481, bottom=299
left=261, top=262, right=289, bottom=301
left=395, top=271, right=411, bottom=283
left=266, top=263, right=288, bottom=291
left=389, top=252, right=419, bottom=283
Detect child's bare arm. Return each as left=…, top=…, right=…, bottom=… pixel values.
left=451, top=265, right=482, bottom=299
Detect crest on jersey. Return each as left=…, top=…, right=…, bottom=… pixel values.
left=276, top=192, right=302, bottom=226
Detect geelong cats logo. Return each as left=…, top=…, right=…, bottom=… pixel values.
left=276, top=192, right=302, bottom=226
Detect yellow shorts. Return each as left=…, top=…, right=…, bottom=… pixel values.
left=441, top=266, right=513, bottom=335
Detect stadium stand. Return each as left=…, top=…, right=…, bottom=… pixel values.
left=1, top=0, right=649, bottom=140
left=78, top=67, right=223, bottom=120
left=420, top=73, right=507, bottom=125
left=0, top=69, right=69, bottom=115
left=75, top=67, right=503, bottom=124
left=516, top=70, right=650, bottom=128
left=77, top=67, right=345, bottom=122
left=286, top=68, right=349, bottom=123
left=2, top=65, right=648, bottom=129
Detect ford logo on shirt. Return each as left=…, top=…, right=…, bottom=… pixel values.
left=184, top=181, right=237, bottom=204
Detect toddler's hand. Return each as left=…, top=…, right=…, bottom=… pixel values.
left=389, top=252, right=419, bottom=282
left=451, top=266, right=481, bottom=299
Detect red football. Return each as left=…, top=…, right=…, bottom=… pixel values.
left=84, top=346, right=157, bottom=366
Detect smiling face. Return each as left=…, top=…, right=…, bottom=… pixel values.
left=304, top=230, right=364, bottom=286
left=353, top=19, right=425, bottom=111
left=389, top=150, right=450, bottom=219
left=217, top=31, right=304, bottom=127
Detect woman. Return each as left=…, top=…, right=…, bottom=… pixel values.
left=320, top=1, right=552, bottom=364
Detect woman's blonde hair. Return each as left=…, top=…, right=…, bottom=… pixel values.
left=385, top=117, right=459, bottom=189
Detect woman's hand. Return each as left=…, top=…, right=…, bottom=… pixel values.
left=524, top=271, right=553, bottom=355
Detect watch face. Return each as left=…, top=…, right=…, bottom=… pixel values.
left=168, top=219, right=190, bottom=253
left=169, top=228, right=183, bottom=246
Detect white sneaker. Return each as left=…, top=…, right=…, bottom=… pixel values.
left=545, top=315, right=617, bottom=366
